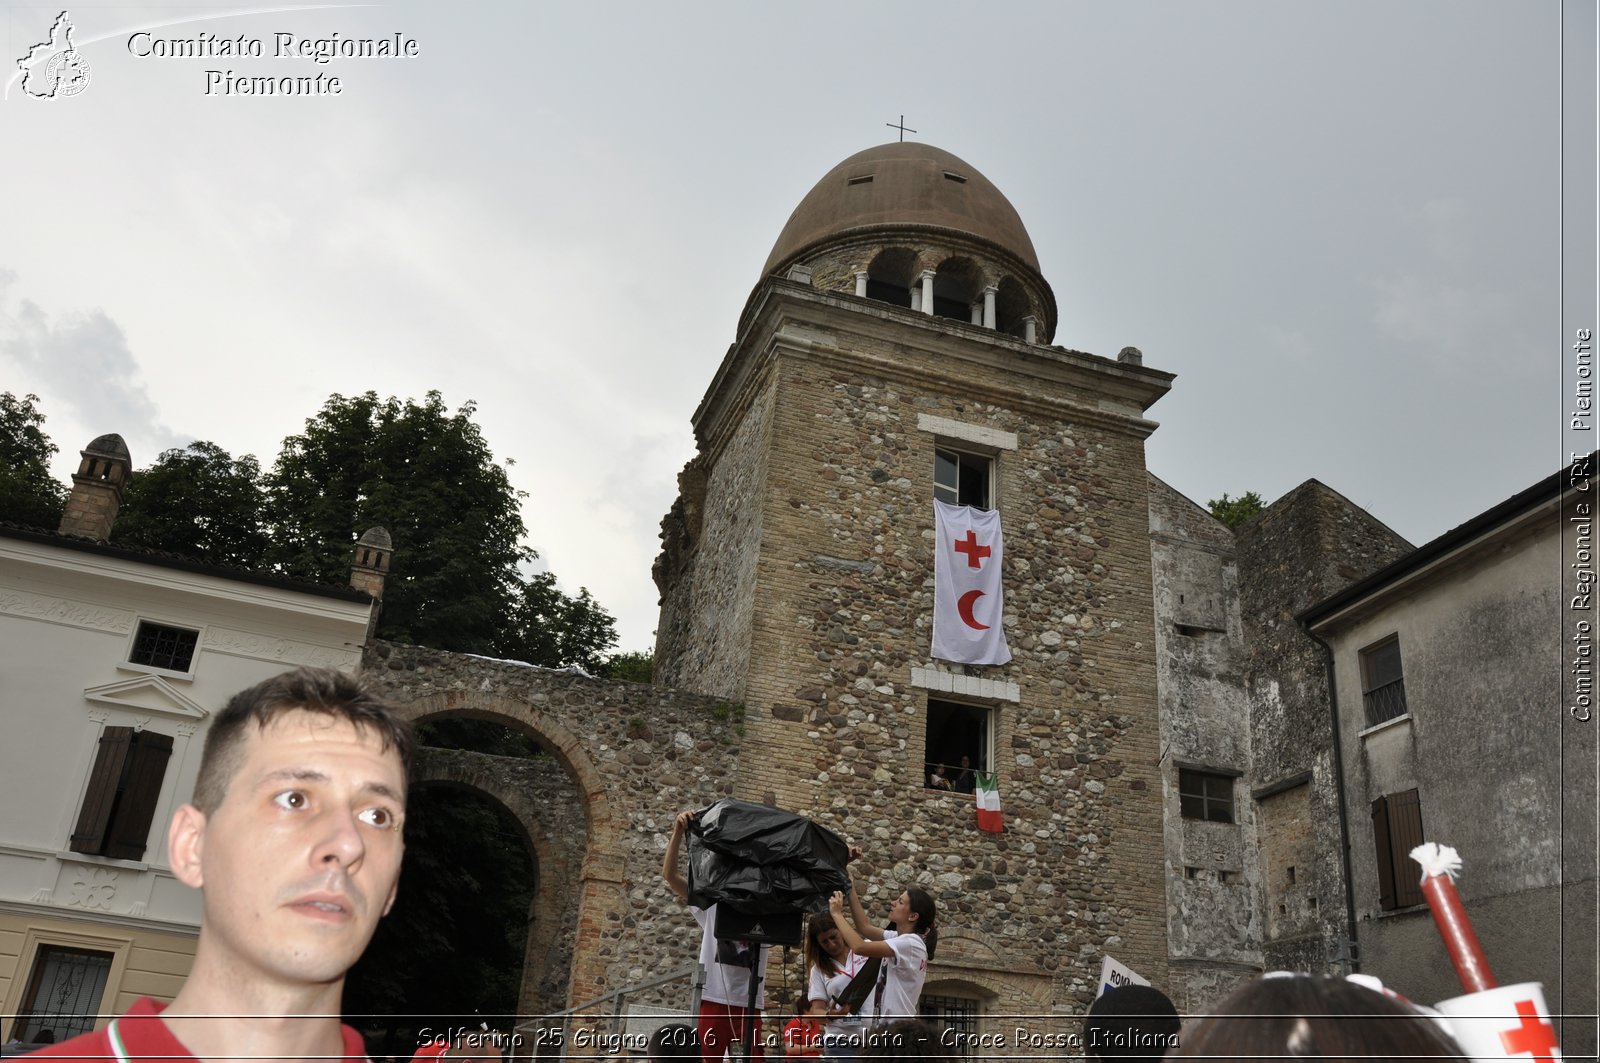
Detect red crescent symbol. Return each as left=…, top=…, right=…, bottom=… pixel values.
left=958, top=589, right=989, bottom=630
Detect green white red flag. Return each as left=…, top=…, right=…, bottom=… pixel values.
left=975, top=771, right=1003, bottom=832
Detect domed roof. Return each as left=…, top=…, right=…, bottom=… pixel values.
left=84, top=433, right=130, bottom=461
left=762, top=142, right=1040, bottom=276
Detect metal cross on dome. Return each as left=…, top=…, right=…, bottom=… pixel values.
left=886, top=115, right=917, bottom=142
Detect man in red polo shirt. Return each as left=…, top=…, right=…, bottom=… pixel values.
left=34, top=668, right=414, bottom=1062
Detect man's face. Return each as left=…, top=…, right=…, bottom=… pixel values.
left=173, top=709, right=405, bottom=990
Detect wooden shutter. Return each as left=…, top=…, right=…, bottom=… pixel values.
left=103, top=731, right=174, bottom=861
left=69, top=727, right=133, bottom=855
left=1387, top=788, right=1427, bottom=908
left=1371, top=795, right=1396, bottom=911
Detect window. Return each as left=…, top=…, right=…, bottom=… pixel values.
left=1178, top=769, right=1234, bottom=823
left=934, top=448, right=992, bottom=509
left=14, top=945, right=112, bottom=1042
left=1360, top=636, right=1407, bottom=725
left=925, top=699, right=991, bottom=792
left=920, top=994, right=979, bottom=1059
left=1371, top=789, right=1426, bottom=910
left=70, top=727, right=174, bottom=861
left=129, top=621, right=199, bottom=673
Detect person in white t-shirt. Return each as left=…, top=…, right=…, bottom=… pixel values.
left=826, top=876, right=938, bottom=1031
left=663, top=810, right=771, bottom=1063
left=804, top=912, right=870, bottom=1059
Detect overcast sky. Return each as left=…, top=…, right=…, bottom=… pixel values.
left=3, top=2, right=1593, bottom=655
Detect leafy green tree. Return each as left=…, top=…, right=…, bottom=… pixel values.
left=264, top=391, right=535, bottom=655
left=1208, top=490, right=1267, bottom=528
left=115, top=442, right=270, bottom=567
left=600, top=649, right=653, bottom=684
left=0, top=392, right=65, bottom=529
left=507, top=572, right=618, bottom=672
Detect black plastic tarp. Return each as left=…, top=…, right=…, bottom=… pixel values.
left=685, top=798, right=851, bottom=915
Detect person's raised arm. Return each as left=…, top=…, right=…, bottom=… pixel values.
left=827, top=891, right=893, bottom=959
left=662, top=809, right=692, bottom=904
left=841, top=864, right=886, bottom=942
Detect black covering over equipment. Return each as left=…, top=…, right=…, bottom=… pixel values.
left=685, top=798, right=851, bottom=918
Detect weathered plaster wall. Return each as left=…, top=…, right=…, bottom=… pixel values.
left=1147, top=475, right=1260, bottom=1010
left=1317, top=518, right=1593, bottom=1045
left=1235, top=482, right=1412, bottom=975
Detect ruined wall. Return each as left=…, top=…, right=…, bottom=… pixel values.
left=691, top=292, right=1172, bottom=1023
left=1146, top=475, right=1260, bottom=1010
left=1235, top=483, right=1411, bottom=975
left=653, top=378, right=776, bottom=701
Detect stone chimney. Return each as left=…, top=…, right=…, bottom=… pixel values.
left=350, top=527, right=393, bottom=639
left=58, top=434, right=132, bottom=541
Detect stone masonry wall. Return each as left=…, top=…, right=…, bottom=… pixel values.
left=1235, top=483, right=1411, bottom=973
left=361, top=642, right=747, bottom=1016
left=712, top=305, right=1169, bottom=1026
left=1146, top=475, right=1261, bottom=1011
left=654, top=378, right=775, bottom=701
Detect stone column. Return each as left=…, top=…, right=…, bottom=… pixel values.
left=854, top=271, right=868, bottom=297
left=982, top=286, right=997, bottom=329
left=970, top=302, right=983, bottom=325
left=920, top=271, right=936, bottom=315
left=1022, top=315, right=1037, bottom=344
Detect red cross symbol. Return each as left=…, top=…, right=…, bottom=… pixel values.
left=1500, top=999, right=1560, bottom=1062
left=954, top=530, right=991, bottom=569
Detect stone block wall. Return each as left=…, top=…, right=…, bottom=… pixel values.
left=663, top=287, right=1173, bottom=1025
left=1235, top=482, right=1411, bottom=974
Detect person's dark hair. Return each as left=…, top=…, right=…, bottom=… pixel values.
left=648, top=1022, right=699, bottom=1063
left=1081, top=984, right=1180, bottom=1062
left=859, top=1019, right=954, bottom=1061
left=806, top=910, right=843, bottom=977
left=1167, top=975, right=1468, bottom=1062
left=901, top=886, right=938, bottom=960
left=192, top=667, right=415, bottom=813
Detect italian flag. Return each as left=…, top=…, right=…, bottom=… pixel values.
left=975, top=772, right=1004, bottom=832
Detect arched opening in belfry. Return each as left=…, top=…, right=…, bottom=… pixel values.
left=865, top=247, right=918, bottom=308
left=932, top=256, right=983, bottom=323
left=994, top=276, right=1031, bottom=337
left=344, top=715, right=585, bottom=1058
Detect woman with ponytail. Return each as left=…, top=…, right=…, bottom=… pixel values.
left=826, top=878, right=938, bottom=1031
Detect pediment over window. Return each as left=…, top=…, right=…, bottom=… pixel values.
left=83, top=675, right=209, bottom=721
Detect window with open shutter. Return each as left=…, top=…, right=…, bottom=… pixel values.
left=70, top=728, right=174, bottom=861
left=1371, top=789, right=1426, bottom=910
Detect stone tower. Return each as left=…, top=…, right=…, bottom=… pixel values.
left=655, top=143, right=1177, bottom=1018
left=57, top=433, right=131, bottom=541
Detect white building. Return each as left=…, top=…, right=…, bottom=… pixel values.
left=0, top=434, right=381, bottom=1042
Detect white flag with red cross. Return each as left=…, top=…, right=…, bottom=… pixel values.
left=932, top=500, right=1010, bottom=666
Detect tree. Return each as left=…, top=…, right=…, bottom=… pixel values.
left=507, top=572, right=618, bottom=672
left=115, top=442, right=270, bottom=567
left=264, top=391, right=535, bottom=655
left=1208, top=490, right=1267, bottom=528
left=600, top=649, right=653, bottom=683
left=0, top=392, right=65, bottom=529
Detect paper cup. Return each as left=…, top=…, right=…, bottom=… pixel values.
left=1434, top=982, right=1563, bottom=1061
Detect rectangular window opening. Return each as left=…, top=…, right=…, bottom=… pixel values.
left=129, top=621, right=200, bottom=673
left=942, top=172, right=968, bottom=184
left=925, top=698, right=991, bottom=793
left=1359, top=636, right=1408, bottom=726
left=847, top=174, right=874, bottom=186
left=70, top=726, right=175, bottom=861
left=934, top=447, right=993, bottom=510
left=1178, top=768, right=1235, bottom=823
left=920, top=995, right=978, bottom=1060
left=15, top=945, right=113, bottom=1043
